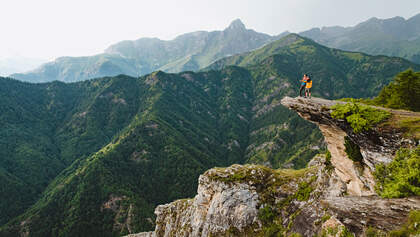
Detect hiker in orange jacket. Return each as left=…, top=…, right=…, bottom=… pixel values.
left=305, top=75, right=312, bottom=98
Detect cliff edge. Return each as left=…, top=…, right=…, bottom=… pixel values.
left=281, top=96, right=418, bottom=196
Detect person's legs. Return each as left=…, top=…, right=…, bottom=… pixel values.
left=299, top=85, right=305, bottom=96
left=305, top=88, right=311, bottom=98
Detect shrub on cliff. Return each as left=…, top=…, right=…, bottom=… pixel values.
left=374, top=146, right=420, bottom=198
left=331, top=102, right=391, bottom=133
left=374, top=69, right=420, bottom=112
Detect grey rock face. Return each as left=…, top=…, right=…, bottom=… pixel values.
left=324, top=196, right=420, bottom=233
left=153, top=165, right=262, bottom=237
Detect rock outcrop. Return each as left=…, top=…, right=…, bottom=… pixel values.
left=128, top=158, right=330, bottom=236
left=127, top=97, right=419, bottom=237
left=281, top=96, right=418, bottom=196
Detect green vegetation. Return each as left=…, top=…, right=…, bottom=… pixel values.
left=365, top=227, right=386, bottom=237
left=319, top=226, right=353, bottom=237
left=295, top=179, right=315, bottom=201
left=0, top=76, right=142, bottom=226
left=258, top=205, right=276, bottom=224
left=341, top=69, right=420, bottom=112
left=321, top=214, right=331, bottom=223
left=288, top=233, right=303, bottom=237
left=374, top=147, right=420, bottom=198
left=0, top=69, right=255, bottom=236
left=331, top=102, right=391, bottom=133
left=374, top=69, right=420, bottom=112
left=324, top=150, right=333, bottom=170
left=388, top=210, right=420, bottom=236
left=339, top=69, right=420, bottom=140
left=364, top=210, right=420, bottom=236
left=344, top=136, right=364, bottom=163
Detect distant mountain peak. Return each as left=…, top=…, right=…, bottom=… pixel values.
left=281, top=33, right=305, bottom=41
left=226, top=19, right=246, bottom=31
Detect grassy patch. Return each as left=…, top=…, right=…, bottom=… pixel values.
left=338, top=98, right=374, bottom=105
left=295, top=180, right=315, bottom=201
left=324, top=150, right=334, bottom=171
left=288, top=233, right=303, bottom=237
left=320, top=226, right=354, bottom=237
left=388, top=210, right=420, bottom=236
left=381, top=115, right=420, bottom=140
left=321, top=214, right=331, bottom=223
left=374, top=146, right=420, bottom=198
left=331, top=102, right=391, bottom=133
left=374, top=69, right=420, bottom=112
left=365, top=227, right=386, bottom=237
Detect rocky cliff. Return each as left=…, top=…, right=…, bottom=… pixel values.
left=281, top=96, right=418, bottom=197
left=127, top=97, right=419, bottom=237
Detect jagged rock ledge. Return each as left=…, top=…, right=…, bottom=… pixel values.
left=281, top=96, right=418, bottom=196
left=128, top=157, right=330, bottom=236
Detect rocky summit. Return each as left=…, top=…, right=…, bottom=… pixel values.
left=127, top=97, right=419, bottom=237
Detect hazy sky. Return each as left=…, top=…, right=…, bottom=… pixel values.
left=1, top=0, right=420, bottom=60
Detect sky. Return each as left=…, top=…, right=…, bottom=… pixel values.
left=1, top=0, right=420, bottom=61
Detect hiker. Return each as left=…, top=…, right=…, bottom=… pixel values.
left=299, top=74, right=307, bottom=97
left=305, top=75, right=312, bottom=98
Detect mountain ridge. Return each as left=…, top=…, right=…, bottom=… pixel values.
left=300, top=13, right=420, bottom=63
left=11, top=19, right=287, bottom=83
left=11, top=13, right=420, bottom=83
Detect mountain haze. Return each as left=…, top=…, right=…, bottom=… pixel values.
left=300, top=13, right=420, bottom=64
left=11, top=20, right=287, bottom=83
left=9, top=13, right=420, bottom=83
left=0, top=57, right=47, bottom=76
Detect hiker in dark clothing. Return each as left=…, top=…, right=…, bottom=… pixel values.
left=299, top=74, right=307, bottom=97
